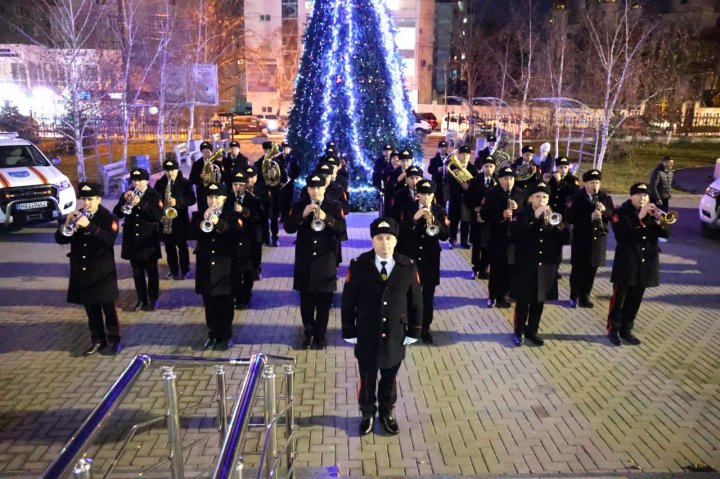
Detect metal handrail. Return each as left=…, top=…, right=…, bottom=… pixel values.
left=42, top=353, right=295, bottom=479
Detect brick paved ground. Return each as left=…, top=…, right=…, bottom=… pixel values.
left=0, top=194, right=719, bottom=478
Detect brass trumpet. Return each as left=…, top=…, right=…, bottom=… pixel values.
left=421, top=202, right=440, bottom=236
left=200, top=208, right=221, bottom=233
left=61, top=209, right=89, bottom=237
left=310, top=200, right=325, bottom=232
left=544, top=208, right=563, bottom=226
left=648, top=205, right=678, bottom=225
left=121, top=188, right=141, bottom=215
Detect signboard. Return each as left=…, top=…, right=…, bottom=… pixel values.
left=165, top=64, right=219, bottom=106
left=192, top=63, right=219, bottom=106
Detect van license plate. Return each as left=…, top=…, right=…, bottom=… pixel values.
left=16, top=201, right=48, bottom=210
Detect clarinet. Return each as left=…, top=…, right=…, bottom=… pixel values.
left=592, top=193, right=607, bottom=236
left=506, top=189, right=514, bottom=239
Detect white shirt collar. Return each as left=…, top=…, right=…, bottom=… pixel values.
left=375, top=254, right=395, bottom=276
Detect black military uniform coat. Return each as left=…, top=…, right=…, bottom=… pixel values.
left=565, top=189, right=614, bottom=267
left=153, top=173, right=196, bottom=240
left=509, top=205, right=568, bottom=302
left=189, top=157, right=225, bottom=211
left=225, top=191, right=263, bottom=270
left=463, top=174, right=496, bottom=247
left=479, top=185, right=526, bottom=262
left=114, top=187, right=164, bottom=261
left=548, top=173, right=579, bottom=216
left=190, top=210, right=234, bottom=296
left=447, top=162, right=479, bottom=204
left=382, top=166, right=404, bottom=199
left=512, top=158, right=542, bottom=193
left=284, top=198, right=346, bottom=292
left=474, top=147, right=492, bottom=168
left=398, top=202, right=450, bottom=286
left=341, top=251, right=423, bottom=369
left=372, top=156, right=390, bottom=190
left=55, top=205, right=119, bottom=304
left=389, top=186, right=416, bottom=222
left=610, top=200, right=669, bottom=288
left=222, top=153, right=249, bottom=187
left=427, top=153, right=445, bottom=203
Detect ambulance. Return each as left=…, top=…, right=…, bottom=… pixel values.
left=0, top=132, right=76, bottom=228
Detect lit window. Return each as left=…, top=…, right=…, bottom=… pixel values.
left=463, top=17, right=467, bottom=24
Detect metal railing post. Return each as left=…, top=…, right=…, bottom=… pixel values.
left=72, top=457, right=92, bottom=479
left=216, top=365, right=228, bottom=439
left=263, top=365, right=277, bottom=479
left=162, top=367, right=185, bottom=479
left=284, top=364, right=295, bottom=477
left=232, top=459, right=244, bottom=479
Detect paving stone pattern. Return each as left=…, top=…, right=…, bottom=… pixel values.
left=0, top=195, right=719, bottom=477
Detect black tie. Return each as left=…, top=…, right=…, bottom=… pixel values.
left=485, top=178, right=490, bottom=187
left=380, top=261, right=388, bottom=281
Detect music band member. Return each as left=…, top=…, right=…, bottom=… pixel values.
left=56, top=182, right=122, bottom=356
left=372, top=144, right=393, bottom=192
left=464, top=157, right=496, bottom=279
left=513, top=145, right=541, bottom=192
left=388, top=165, right=423, bottom=222
left=227, top=171, right=263, bottom=310
left=474, top=134, right=496, bottom=168
left=279, top=141, right=300, bottom=222
left=222, top=140, right=249, bottom=188
left=255, top=141, right=288, bottom=247
left=607, top=182, right=670, bottom=346
left=341, top=217, right=422, bottom=436
left=244, top=165, right=265, bottom=280
left=189, top=141, right=224, bottom=212
left=114, top=168, right=164, bottom=311
left=285, top=174, right=347, bottom=350
left=382, top=150, right=413, bottom=200
left=480, top=167, right=524, bottom=308
left=427, top=140, right=448, bottom=206
left=547, top=157, right=579, bottom=216
left=191, top=182, right=235, bottom=351
left=509, top=182, right=569, bottom=347
left=566, top=169, right=614, bottom=308
left=399, top=179, right=450, bottom=344
left=447, top=145, right=478, bottom=249
left=154, top=158, right=196, bottom=280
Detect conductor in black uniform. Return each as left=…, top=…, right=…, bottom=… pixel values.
left=114, top=168, right=164, bottom=311
left=464, top=157, right=496, bottom=279
left=398, top=179, right=449, bottom=344
left=447, top=145, right=478, bottom=248
left=342, top=217, right=422, bottom=436
left=607, top=182, right=670, bottom=346
left=56, top=182, right=122, bottom=355
left=565, top=169, right=614, bottom=308
left=480, top=166, right=524, bottom=308
left=191, top=182, right=236, bottom=351
left=285, top=174, right=347, bottom=350
left=427, top=140, right=448, bottom=207
left=509, top=182, right=568, bottom=347
left=154, top=158, right=196, bottom=280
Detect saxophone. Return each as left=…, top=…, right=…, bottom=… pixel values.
left=162, top=179, right=177, bottom=234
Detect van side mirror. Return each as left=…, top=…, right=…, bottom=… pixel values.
left=51, top=158, right=61, bottom=165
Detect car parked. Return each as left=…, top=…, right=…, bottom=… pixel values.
left=699, top=176, right=720, bottom=233
left=256, top=114, right=282, bottom=133
left=0, top=132, right=76, bottom=229
left=418, top=112, right=438, bottom=130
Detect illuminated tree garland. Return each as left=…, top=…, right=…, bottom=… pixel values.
left=287, top=0, right=420, bottom=191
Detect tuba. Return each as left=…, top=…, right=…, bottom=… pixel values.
left=444, top=150, right=474, bottom=188
left=262, top=142, right=283, bottom=187
left=515, top=161, right=537, bottom=182
left=202, top=149, right=225, bottom=186
left=162, top=179, right=177, bottom=235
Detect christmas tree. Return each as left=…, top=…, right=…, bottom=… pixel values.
left=287, top=0, right=420, bottom=194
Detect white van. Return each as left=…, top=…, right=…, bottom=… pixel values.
left=0, top=132, right=76, bottom=228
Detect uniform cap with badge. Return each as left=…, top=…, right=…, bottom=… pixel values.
left=130, top=168, right=149, bottom=180
left=582, top=169, right=602, bottom=182
left=200, top=141, right=213, bottom=151
left=629, top=182, right=649, bottom=195
left=262, top=141, right=274, bottom=150
left=521, top=145, right=534, bottom=154
left=528, top=182, right=551, bottom=196
left=416, top=179, right=435, bottom=194
left=232, top=171, right=247, bottom=184
left=459, top=145, right=471, bottom=154
left=554, top=157, right=569, bottom=167
left=206, top=182, right=227, bottom=196
left=163, top=159, right=179, bottom=171
left=405, top=166, right=423, bottom=177
left=497, top=167, right=516, bottom=178
left=370, top=217, right=399, bottom=238
left=244, top=165, right=258, bottom=177
left=438, top=140, right=447, bottom=148
left=77, top=182, right=103, bottom=198
left=306, top=175, right=326, bottom=188
left=383, top=144, right=393, bottom=151
left=229, top=140, right=240, bottom=148
left=481, top=156, right=495, bottom=166
left=399, top=150, right=413, bottom=160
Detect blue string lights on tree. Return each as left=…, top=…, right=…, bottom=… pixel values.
left=287, top=0, right=421, bottom=199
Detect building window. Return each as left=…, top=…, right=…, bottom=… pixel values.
left=260, top=14, right=271, bottom=21
left=262, top=106, right=273, bottom=113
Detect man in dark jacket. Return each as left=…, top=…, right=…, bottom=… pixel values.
left=222, top=140, right=249, bottom=188
left=372, top=144, right=393, bottom=190
left=479, top=167, right=524, bottom=308
left=565, top=169, right=614, bottom=308
left=399, top=179, right=449, bottom=343
left=191, top=182, right=236, bottom=351
left=189, top=141, right=224, bottom=211
left=427, top=140, right=448, bottom=207
left=285, top=174, right=346, bottom=349
left=474, top=134, right=496, bottom=168
left=226, top=170, right=263, bottom=310
left=447, top=145, right=478, bottom=248
left=388, top=165, right=423, bottom=222
left=649, top=156, right=673, bottom=212
left=509, top=183, right=569, bottom=347
left=114, top=168, right=164, bottom=311
left=255, top=141, right=288, bottom=247
left=56, top=182, right=121, bottom=355
left=279, top=141, right=301, bottom=221
left=154, top=158, right=196, bottom=280
left=607, top=182, right=670, bottom=346
left=341, top=217, right=422, bottom=436
left=464, top=157, right=496, bottom=279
